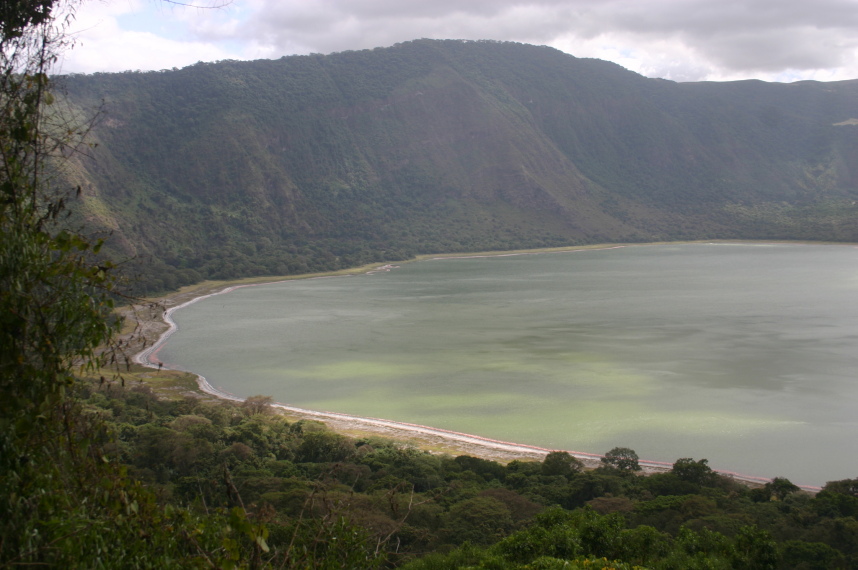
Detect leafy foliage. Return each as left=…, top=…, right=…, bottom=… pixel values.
left=672, top=458, right=718, bottom=486
left=0, top=1, right=125, bottom=562
left=542, top=451, right=585, bottom=478
left=601, top=447, right=642, bottom=473
left=0, top=2, right=290, bottom=566
left=48, top=376, right=858, bottom=568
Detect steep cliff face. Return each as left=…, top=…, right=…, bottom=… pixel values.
left=60, top=40, right=858, bottom=292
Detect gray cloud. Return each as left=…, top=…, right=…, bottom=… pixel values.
left=594, top=0, right=858, bottom=71
left=199, top=0, right=858, bottom=81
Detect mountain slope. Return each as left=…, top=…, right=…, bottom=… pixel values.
left=59, top=39, right=858, bottom=292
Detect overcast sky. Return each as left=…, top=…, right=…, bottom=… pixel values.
left=60, top=0, right=858, bottom=82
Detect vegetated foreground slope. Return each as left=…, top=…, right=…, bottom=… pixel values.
left=60, top=39, right=858, bottom=292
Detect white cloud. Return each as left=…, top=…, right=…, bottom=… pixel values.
left=59, top=0, right=242, bottom=74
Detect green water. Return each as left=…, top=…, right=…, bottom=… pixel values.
left=160, top=243, right=858, bottom=486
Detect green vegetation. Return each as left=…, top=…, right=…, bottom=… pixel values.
left=602, top=448, right=642, bottom=473
left=48, top=376, right=858, bottom=568
left=57, top=40, right=858, bottom=294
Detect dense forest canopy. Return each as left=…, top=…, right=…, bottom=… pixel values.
left=59, top=39, right=858, bottom=293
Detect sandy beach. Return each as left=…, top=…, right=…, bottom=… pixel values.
left=124, top=246, right=807, bottom=488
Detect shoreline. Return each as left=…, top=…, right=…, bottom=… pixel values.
left=127, top=241, right=827, bottom=490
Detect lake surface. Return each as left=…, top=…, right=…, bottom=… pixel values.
left=159, top=243, right=858, bottom=487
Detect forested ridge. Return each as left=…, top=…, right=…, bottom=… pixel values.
left=59, top=39, right=858, bottom=293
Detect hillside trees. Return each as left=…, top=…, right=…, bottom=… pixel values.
left=47, top=366, right=858, bottom=568
left=0, top=0, right=120, bottom=449
left=601, top=447, right=641, bottom=473
left=0, top=0, right=199, bottom=563
left=0, top=2, right=273, bottom=566
left=672, top=457, right=718, bottom=486
left=542, top=450, right=584, bottom=477
left=0, top=0, right=128, bottom=561
left=0, top=0, right=113, bottom=415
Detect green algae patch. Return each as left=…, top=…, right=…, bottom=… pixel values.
left=287, top=360, right=431, bottom=381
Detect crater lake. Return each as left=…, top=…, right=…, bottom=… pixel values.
left=157, top=243, right=858, bottom=487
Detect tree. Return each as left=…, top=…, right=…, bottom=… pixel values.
left=780, top=540, right=845, bottom=570
left=1, top=0, right=112, bottom=413
left=601, top=447, right=641, bottom=472
left=242, top=394, right=274, bottom=415
left=296, top=431, right=356, bottom=463
left=732, top=525, right=779, bottom=569
left=672, top=457, right=717, bottom=486
left=766, top=477, right=801, bottom=501
left=0, top=3, right=296, bottom=567
left=821, top=478, right=858, bottom=497
left=542, top=450, right=584, bottom=477
left=0, top=0, right=148, bottom=560
left=0, top=3, right=237, bottom=566
left=446, top=496, right=515, bottom=545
